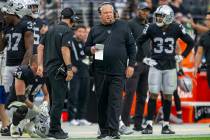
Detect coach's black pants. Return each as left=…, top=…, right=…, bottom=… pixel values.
left=48, top=72, right=68, bottom=132
left=122, top=63, right=149, bottom=126
left=95, top=72, right=125, bottom=134
left=67, top=75, right=90, bottom=120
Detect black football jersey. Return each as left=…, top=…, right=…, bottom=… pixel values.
left=22, top=16, right=45, bottom=54
left=137, top=22, right=194, bottom=69
left=7, top=65, right=45, bottom=105
left=4, top=20, right=33, bottom=66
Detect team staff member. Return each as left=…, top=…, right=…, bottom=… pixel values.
left=67, top=25, right=91, bottom=126
left=85, top=2, right=136, bottom=139
left=37, top=7, right=78, bottom=139
left=194, top=12, right=210, bottom=87
left=121, top=2, right=151, bottom=131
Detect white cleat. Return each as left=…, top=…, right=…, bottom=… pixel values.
left=79, top=119, right=92, bottom=126
left=69, top=119, right=80, bottom=126
left=10, top=124, right=21, bottom=138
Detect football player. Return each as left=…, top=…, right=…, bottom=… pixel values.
left=0, top=1, right=33, bottom=136
left=6, top=55, right=49, bottom=138
left=11, top=0, right=48, bottom=55
left=21, top=0, right=48, bottom=54
left=0, top=0, right=33, bottom=95
left=137, top=5, right=194, bottom=134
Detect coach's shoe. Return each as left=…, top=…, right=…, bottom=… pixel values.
left=1, top=125, right=11, bottom=136
left=48, top=130, right=68, bottom=139
left=119, top=125, right=133, bottom=135
left=10, top=124, right=22, bottom=138
left=133, top=125, right=144, bottom=131
left=110, top=132, right=120, bottom=139
left=142, top=124, right=153, bottom=134
left=161, top=125, right=175, bottom=134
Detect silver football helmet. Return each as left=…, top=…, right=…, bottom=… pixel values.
left=153, top=5, right=174, bottom=27
left=178, top=76, right=193, bottom=92
left=1, top=0, right=30, bottom=18
left=35, top=113, right=50, bottom=138
left=26, top=0, right=40, bottom=18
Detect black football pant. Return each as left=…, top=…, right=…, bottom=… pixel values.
left=67, top=75, right=90, bottom=120
left=48, top=72, right=68, bottom=132
left=95, top=72, right=125, bottom=134
left=122, top=63, right=149, bottom=126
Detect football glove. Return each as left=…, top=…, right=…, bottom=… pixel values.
left=175, top=55, right=183, bottom=63
left=143, top=57, right=157, bottom=67
left=39, top=101, right=49, bottom=116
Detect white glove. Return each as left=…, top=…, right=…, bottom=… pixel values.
left=32, top=105, right=41, bottom=115
left=143, top=57, right=157, bottom=67
left=175, top=55, right=183, bottom=63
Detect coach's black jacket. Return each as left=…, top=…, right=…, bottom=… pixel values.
left=85, top=19, right=136, bottom=76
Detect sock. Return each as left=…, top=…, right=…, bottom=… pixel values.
left=173, top=90, right=181, bottom=111
left=177, top=111, right=182, bottom=119
left=162, top=121, right=169, bottom=127
left=163, top=99, right=172, bottom=122
left=147, top=120, right=153, bottom=126
left=147, top=98, right=157, bottom=121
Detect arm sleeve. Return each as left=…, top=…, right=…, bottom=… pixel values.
left=198, top=34, right=205, bottom=48
left=84, top=29, right=94, bottom=56
left=178, top=24, right=195, bottom=58
left=126, top=24, right=137, bottom=67
left=136, top=24, right=150, bottom=51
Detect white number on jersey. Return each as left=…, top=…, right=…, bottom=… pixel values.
left=6, top=33, right=22, bottom=51
left=153, top=37, right=175, bottom=54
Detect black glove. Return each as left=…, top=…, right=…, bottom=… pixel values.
left=177, top=68, right=185, bottom=76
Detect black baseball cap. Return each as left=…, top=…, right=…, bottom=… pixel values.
left=61, top=8, right=79, bottom=22
left=137, top=2, right=151, bottom=10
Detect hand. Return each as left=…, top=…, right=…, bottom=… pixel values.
left=36, top=65, right=43, bottom=77
left=72, top=66, right=78, bottom=73
left=125, top=66, right=134, bottom=78
left=193, top=67, right=198, bottom=78
left=39, top=101, right=49, bottom=116
left=90, top=46, right=97, bottom=54
left=143, top=57, right=157, bottom=67
left=32, top=104, right=41, bottom=115
left=66, top=70, right=73, bottom=81
left=175, top=55, right=183, bottom=63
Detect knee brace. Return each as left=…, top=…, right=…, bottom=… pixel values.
left=12, top=105, right=28, bottom=126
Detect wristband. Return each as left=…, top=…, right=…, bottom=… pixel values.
left=66, top=64, right=72, bottom=71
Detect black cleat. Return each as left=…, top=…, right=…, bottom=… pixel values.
left=110, top=133, right=120, bottom=139
left=48, top=131, right=68, bottom=139
left=97, top=134, right=109, bottom=139
left=1, top=126, right=11, bottom=136
left=161, top=125, right=175, bottom=134
left=133, top=125, right=144, bottom=131
left=142, top=124, right=153, bottom=134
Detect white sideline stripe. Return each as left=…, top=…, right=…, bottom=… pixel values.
left=180, top=101, right=210, bottom=106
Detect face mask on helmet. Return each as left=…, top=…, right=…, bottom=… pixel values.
left=154, top=5, right=174, bottom=27
left=27, top=0, right=39, bottom=18
left=5, top=0, right=31, bottom=18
